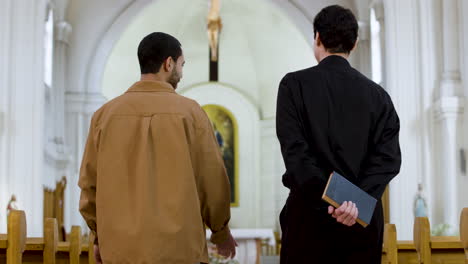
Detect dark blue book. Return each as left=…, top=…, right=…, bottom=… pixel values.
left=322, top=172, right=377, bottom=227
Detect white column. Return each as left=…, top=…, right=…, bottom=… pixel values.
left=434, top=0, right=465, bottom=232
left=0, top=0, right=13, bottom=234
left=44, top=21, right=73, bottom=188
left=416, top=0, right=441, bottom=225
left=440, top=0, right=462, bottom=98
left=0, top=0, right=48, bottom=236
left=53, top=21, right=73, bottom=147
left=458, top=0, right=468, bottom=211
left=64, top=92, right=106, bottom=231
left=434, top=98, right=464, bottom=232
left=372, top=0, right=386, bottom=87
left=384, top=0, right=424, bottom=239
left=355, top=20, right=371, bottom=78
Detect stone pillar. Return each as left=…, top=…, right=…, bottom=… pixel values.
left=44, top=20, right=73, bottom=188
left=372, top=0, right=386, bottom=87
left=0, top=0, right=48, bottom=236
left=384, top=0, right=424, bottom=239
left=355, top=20, right=371, bottom=78
left=434, top=98, right=464, bottom=232
left=0, top=0, right=13, bottom=234
left=458, top=0, right=468, bottom=212
left=434, top=0, right=465, bottom=232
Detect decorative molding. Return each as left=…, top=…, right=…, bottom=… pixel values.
left=86, top=0, right=153, bottom=94
left=260, top=119, right=276, bottom=138
left=180, top=81, right=259, bottom=110
left=44, top=140, right=70, bottom=171
left=45, top=1, right=56, bottom=22
left=55, top=21, right=72, bottom=44
left=65, top=92, right=107, bottom=114
left=433, top=96, right=465, bottom=121
left=370, top=0, right=385, bottom=21
left=0, top=111, right=4, bottom=137
left=286, top=0, right=314, bottom=24
left=358, top=21, right=370, bottom=41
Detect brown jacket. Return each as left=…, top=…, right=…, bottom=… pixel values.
left=78, top=81, right=231, bottom=264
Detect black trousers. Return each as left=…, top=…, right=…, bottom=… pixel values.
left=280, top=192, right=384, bottom=264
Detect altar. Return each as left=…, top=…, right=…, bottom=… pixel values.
left=206, top=229, right=276, bottom=264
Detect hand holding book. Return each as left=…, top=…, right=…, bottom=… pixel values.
left=322, top=172, right=377, bottom=227
left=327, top=201, right=359, bottom=226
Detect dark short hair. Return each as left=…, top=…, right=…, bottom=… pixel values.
left=137, top=32, right=182, bottom=74
left=313, top=5, right=359, bottom=54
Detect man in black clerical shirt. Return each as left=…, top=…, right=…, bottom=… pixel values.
left=276, top=5, right=401, bottom=264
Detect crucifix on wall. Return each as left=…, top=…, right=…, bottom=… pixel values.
left=207, top=0, right=222, bottom=81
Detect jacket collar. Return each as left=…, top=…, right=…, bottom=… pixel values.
left=126, top=80, right=176, bottom=94
left=318, top=55, right=351, bottom=69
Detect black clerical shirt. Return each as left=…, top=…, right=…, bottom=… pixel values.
left=276, top=55, right=401, bottom=201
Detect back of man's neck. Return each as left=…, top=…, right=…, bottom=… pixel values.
left=140, top=74, right=167, bottom=83
left=319, top=53, right=349, bottom=62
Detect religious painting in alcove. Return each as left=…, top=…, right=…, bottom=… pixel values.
left=202, top=105, right=239, bottom=207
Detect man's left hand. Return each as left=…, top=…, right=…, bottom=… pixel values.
left=94, top=244, right=102, bottom=264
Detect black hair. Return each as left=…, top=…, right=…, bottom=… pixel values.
left=313, top=5, right=359, bottom=54
left=137, top=32, right=182, bottom=74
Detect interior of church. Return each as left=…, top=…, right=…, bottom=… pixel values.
left=1, top=0, right=468, bottom=263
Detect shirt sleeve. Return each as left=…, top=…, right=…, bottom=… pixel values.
left=358, top=94, right=401, bottom=199
left=192, top=106, right=232, bottom=244
left=78, top=114, right=101, bottom=241
left=276, top=73, right=328, bottom=192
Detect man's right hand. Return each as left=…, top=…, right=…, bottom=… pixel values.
left=216, top=233, right=238, bottom=259
left=328, top=201, right=358, bottom=226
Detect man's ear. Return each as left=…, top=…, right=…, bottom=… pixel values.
left=163, top=57, right=173, bottom=72
left=315, top=32, right=322, bottom=47
left=351, top=39, right=359, bottom=52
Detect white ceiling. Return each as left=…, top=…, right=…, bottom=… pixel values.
left=102, top=0, right=316, bottom=118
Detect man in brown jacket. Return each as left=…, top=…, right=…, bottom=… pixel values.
left=79, top=32, right=237, bottom=264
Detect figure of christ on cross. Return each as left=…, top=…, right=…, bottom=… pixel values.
left=207, top=0, right=221, bottom=81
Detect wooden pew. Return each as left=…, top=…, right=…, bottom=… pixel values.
left=382, top=209, right=468, bottom=264
left=414, top=217, right=431, bottom=263
left=88, top=232, right=96, bottom=264
left=44, top=218, right=59, bottom=263
left=0, top=211, right=92, bottom=263
left=19, top=218, right=59, bottom=263
left=461, top=208, right=468, bottom=264
left=69, top=226, right=82, bottom=264
left=413, top=216, right=464, bottom=264
left=3, top=210, right=27, bottom=264
left=381, top=224, right=420, bottom=264
left=382, top=223, right=398, bottom=264
left=44, top=177, right=67, bottom=241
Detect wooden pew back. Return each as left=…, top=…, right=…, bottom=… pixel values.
left=7, top=210, right=27, bottom=264
left=413, top=216, right=465, bottom=264
left=414, top=217, right=432, bottom=263
left=383, top=223, right=398, bottom=264
left=44, top=218, right=59, bottom=263
left=461, top=208, right=468, bottom=263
